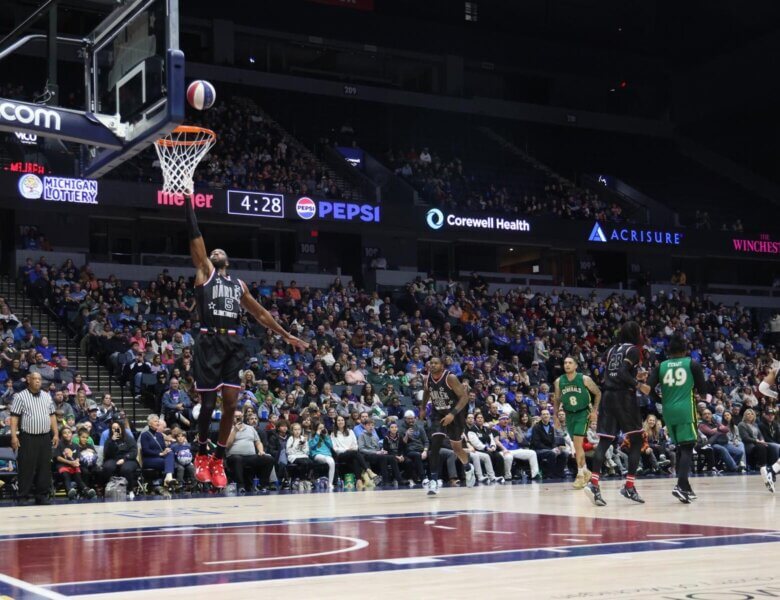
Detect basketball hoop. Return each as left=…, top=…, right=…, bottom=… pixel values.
left=153, top=125, right=217, bottom=196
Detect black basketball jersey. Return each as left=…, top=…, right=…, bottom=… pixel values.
left=426, top=369, right=459, bottom=413
left=604, top=342, right=641, bottom=391
left=195, top=270, right=245, bottom=330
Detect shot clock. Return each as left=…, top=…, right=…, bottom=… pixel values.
left=227, top=190, right=285, bottom=219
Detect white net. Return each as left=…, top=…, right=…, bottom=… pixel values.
left=153, top=126, right=217, bottom=195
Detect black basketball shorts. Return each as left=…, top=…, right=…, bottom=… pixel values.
left=596, top=389, right=643, bottom=438
left=430, top=409, right=467, bottom=442
left=192, top=334, right=247, bottom=392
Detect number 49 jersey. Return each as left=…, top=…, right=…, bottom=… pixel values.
left=658, top=357, right=697, bottom=423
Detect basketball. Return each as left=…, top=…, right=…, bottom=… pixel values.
left=186, top=80, right=216, bottom=110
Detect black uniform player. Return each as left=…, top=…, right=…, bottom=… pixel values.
left=585, top=321, right=652, bottom=506
left=423, top=356, right=475, bottom=495
left=184, top=197, right=307, bottom=488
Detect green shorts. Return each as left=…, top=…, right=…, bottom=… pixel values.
left=565, top=409, right=590, bottom=438
left=667, top=422, right=697, bottom=445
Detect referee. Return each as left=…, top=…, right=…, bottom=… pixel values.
left=10, top=373, right=59, bottom=505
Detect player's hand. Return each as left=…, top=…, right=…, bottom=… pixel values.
left=285, top=334, right=309, bottom=352
left=440, top=413, right=455, bottom=427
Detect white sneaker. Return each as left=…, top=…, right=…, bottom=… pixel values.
left=496, top=476, right=506, bottom=485
left=465, top=464, right=476, bottom=488
left=427, top=479, right=439, bottom=496
left=762, top=466, right=775, bottom=493
left=478, top=476, right=490, bottom=485
left=422, top=478, right=429, bottom=488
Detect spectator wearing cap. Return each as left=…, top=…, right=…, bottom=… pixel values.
left=758, top=408, right=780, bottom=464
left=398, top=410, right=428, bottom=483
left=79, top=403, right=107, bottom=445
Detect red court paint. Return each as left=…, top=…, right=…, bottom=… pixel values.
left=0, top=512, right=761, bottom=586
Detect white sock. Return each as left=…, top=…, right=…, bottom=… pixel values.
left=577, top=467, right=585, bottom=476
left=772, top=462, right=780, bottom=474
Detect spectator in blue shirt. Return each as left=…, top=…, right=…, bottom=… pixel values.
left=35, top=336, right=56, bottom=361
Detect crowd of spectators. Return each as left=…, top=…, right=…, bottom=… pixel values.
left=386, top=147, right=623, bottom=222
left=4, top=254, right=779, bottom=498
left=191, top=97, right=356, bottom=200
left=107, top=94, right=359, bottom=202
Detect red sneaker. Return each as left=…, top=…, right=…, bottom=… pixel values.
left=194, top=454, right=211, bottom=484
left=210, top=456, right=228, bottom=489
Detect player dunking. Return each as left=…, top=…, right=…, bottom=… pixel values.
left=423, top=357, right=475, bottom=495
left=553, top=356, right=601, bottom=490
left=647, top=333, right=706, bottom=503
left=585, top=321, right=651, bottom=506
left=184, top=197, right=307, bottom=488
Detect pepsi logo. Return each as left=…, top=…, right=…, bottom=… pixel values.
left=296, top=197, right=317, bottom=220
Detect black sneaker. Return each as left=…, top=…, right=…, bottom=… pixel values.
left=686, top=487, right=697, bottom=500
left=585, top=482, right=606, bottom=506
left=672, top=486, right=691, bottom=504
left=67, top=487, right=78, bottom=500
left=620, top=485, right=645, bottom=503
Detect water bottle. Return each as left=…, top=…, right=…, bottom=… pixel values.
left=252, top=476, right=260, bottom=491
left=336, top=477, right=344, bottom=491
left=127, top=490, right=135, bottom=501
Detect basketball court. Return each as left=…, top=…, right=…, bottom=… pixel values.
left=0, top=3, right=778, bottom=600
left=0, top=476, right=776, bottom=599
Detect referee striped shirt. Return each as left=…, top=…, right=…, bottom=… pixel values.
left=10, top=389, right=54, bottom=435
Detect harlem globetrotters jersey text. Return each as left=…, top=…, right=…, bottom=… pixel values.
left=426, top=370, right=459, bottom=413
left=195, top=271, right=245, bottom=330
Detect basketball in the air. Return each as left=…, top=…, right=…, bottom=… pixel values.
left=187, top=80, right=216, bottom=110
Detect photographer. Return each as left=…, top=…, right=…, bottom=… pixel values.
left=226, top=411, right=274, bottom=494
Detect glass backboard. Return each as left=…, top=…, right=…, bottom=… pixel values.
left=83, top=0, right=184, bottom=177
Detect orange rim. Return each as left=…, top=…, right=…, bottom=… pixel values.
left=155, top=125, right=217, bottom=147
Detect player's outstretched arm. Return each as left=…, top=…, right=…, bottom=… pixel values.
left=239, top=281, right=308, bottom=351
left=184, top=195, right=211, bottom=283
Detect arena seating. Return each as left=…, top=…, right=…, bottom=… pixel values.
left=0, top=254, right=773, bottom=498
